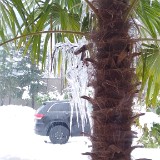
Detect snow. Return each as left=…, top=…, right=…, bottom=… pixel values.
left=0, top=105, right=159, bottom=160
left=22, top=87, right=30, bottom=100
left=0, top=105, right=91, bottom=160
left=139, top=111, right=160, bottom=129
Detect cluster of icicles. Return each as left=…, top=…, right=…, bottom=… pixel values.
left=51, top=37, right=93, bottom=130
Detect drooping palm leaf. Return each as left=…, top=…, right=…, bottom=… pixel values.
left=136, top=0, right=160, bottom=39
left=0, top=0, right=88, bottom=70
left=137, top=43, right=160, bottom=106
left=135, top=0, right=160, bottom=106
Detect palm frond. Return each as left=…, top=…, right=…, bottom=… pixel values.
left=135, top=0, right=160, bottom=106
left=137, top=43, right=160, bottom=106
left=0, top=0, right=85, bottom=67
left=136, top=0, right=160, bottom=39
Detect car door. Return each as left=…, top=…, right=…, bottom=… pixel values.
left=70, top=106, right=91, bottom=136
left=47, top=102, right=71, bottom=126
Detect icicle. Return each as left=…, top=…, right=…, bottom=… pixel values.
left=52, top=37, right=93, bottom=132
left=150, top=0, right=153, bottom=6
left=80, top=0, right=87, bottom=22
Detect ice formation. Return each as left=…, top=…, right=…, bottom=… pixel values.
left=51, top=37, right=93, bottom=131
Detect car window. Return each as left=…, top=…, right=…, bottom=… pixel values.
left=48, top=102, right=71, bottom=112
left=36, top=104, right=47, bottom=113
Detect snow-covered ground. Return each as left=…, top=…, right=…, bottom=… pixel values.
left=0, top=105, right=159, bottom=160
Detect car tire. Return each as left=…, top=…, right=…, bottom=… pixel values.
left=49, top=125, right=70, bottom=144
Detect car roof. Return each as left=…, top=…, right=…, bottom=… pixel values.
left=43, top=100, right=69, bottom=104
left=36, top=100, right=70, bottom=113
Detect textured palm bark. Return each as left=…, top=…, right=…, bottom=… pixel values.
left=83, top=0, right=141, bottom=160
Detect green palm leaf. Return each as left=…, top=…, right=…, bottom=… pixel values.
left=0, top=0, right=85, bottom=71
left=137, top=43, right=160, bottom=106
left=135, top=0, right=160, bottom=106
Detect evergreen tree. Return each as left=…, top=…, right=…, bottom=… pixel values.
left=0, top=49, right=18, bottom=105
left=0, top=44, right=45, bottom=108
left=15, top=55, right=44, bottom=108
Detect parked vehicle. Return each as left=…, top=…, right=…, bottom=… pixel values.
left=34, top=100, right=91, bottom=144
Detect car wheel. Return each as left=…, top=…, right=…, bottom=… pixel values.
left=49, top=125, right=70, bottom=144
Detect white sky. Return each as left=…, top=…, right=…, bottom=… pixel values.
left=0, top=105, right=159, bottom=160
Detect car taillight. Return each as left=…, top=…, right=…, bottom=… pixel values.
left=34, top=113, right=44, bottom=119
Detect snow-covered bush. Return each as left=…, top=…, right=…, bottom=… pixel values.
left=138, top=122, right=160, bottom=148
left=36, top=90, right=68, bottom=105
left=137, top=107, right=160, bottom=148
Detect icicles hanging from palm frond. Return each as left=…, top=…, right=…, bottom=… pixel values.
left=50, top=36, right=93, bottom=128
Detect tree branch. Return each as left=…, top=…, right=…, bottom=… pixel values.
left=0, top=30, right=88, bottom=46
left=85, top=0, right=99, bottom=17
left=124, top=0, right=139, bottom=21
left=135, top=38, right=160, bottom=42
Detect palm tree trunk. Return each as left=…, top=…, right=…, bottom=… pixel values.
left=84, top=1, right=140, bottom=160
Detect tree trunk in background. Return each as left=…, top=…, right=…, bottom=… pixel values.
left=31, top=94, right=35, bottom=109
left=0, top=99, right=4, bottom=106
left=84, top=1, right=140, bottom=160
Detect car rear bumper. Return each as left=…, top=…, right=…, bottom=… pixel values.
left=34, top=122, right=48, bottom=136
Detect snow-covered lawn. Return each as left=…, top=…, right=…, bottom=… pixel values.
left=0, top=105, right=159, bottom=160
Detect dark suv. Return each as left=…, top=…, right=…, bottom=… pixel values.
left=34, top=100, right=91, bottom=144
